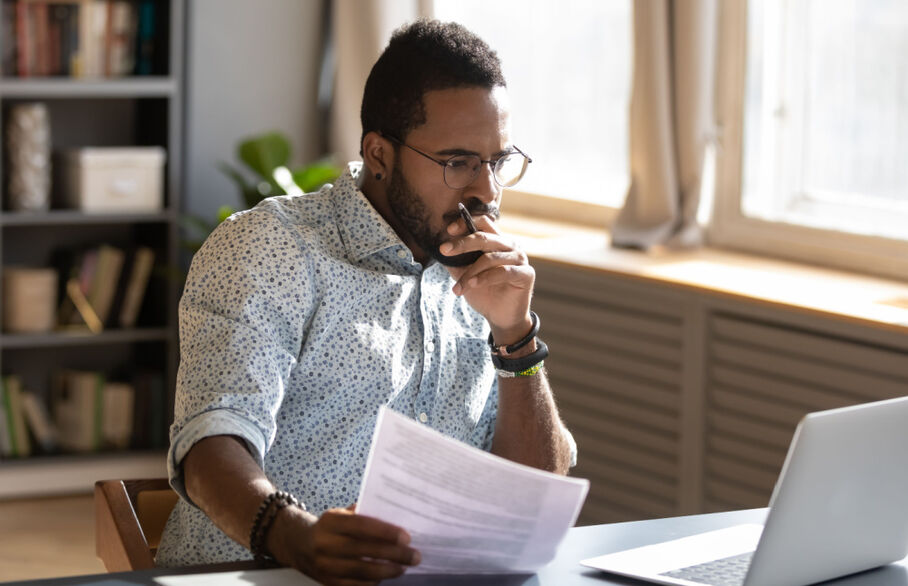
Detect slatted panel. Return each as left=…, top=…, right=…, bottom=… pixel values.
left=704, top=313, right=908, bottom=512
left=533, top=262, right=684, bottom=524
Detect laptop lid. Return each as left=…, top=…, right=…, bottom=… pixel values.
left=581, top=396, right=908, bottom=586
left=744, top=395, right=908, bottom=586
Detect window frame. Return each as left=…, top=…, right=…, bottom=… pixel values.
left=710, top=0, right=908, bottom=281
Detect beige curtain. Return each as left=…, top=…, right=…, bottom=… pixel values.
left=611, top=0, right=718, bottom=250
left=330, top=0, right=431, bottom=165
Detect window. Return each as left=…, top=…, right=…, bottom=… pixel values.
left=714, top=0, right=908, bottom=279
left=432, top=1, right=632, bottom=210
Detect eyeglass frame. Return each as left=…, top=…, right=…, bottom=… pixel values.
left=383, top=134, right=532, bottom=189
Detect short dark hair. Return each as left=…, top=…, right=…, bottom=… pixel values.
left=360, top=19, right=506, bottom=151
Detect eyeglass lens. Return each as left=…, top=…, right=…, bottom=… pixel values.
left=444, top=153, right=528, bottom=189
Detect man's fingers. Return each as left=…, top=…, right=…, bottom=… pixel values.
left=452, top=251, right=532, bottom=293
left=458, top=263, right=534, bottom=294
left=316, top=557, right=408, bottom=582
left=319, top=509, right=410, bottom=545
left=314, top=531, right=421, bottom=566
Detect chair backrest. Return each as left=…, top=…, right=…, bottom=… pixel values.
left=94, top=478, right=178, bottom=572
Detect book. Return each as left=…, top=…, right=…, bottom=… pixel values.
left=33, top=2, right=49, bottom=76
left=135, top=0, right=156, bottom=75
left=102, top=381, right=134, bottom=449
left=1, top=1, right=16, bottom=76
left=86, top=243, right=125, bottom=325
left=2, top=375, right=31, bottom=457
left=20, top=390, right=58, bottom=453
left=118, top=246, right=154, bottom=327
left=54, top=370, right=104, bottom=452
left=106, top=0, right=136, bottom=76
left=0, top=380, right=12, bottom=457
left=15, top=0, right=29, bottom=76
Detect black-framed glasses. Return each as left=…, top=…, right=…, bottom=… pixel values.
left=385, top=135, right=532, bottom=190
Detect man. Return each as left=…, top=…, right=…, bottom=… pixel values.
left=157, top=19, right=575, bottom=585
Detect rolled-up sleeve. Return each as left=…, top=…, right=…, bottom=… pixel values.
left=167, top=205, right=314, bottom=504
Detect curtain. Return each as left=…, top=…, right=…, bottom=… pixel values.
left=329, top=0, right=430, bottom=165
left=611, top=0, right=718, bottom=250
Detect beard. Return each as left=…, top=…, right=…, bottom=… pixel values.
left=386, top=162, right=498, bottom=267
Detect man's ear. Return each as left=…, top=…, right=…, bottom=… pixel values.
left=361, top=131, right=395, bottom=180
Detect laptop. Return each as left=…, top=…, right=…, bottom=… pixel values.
left=581, top=396, right=908, bottom=586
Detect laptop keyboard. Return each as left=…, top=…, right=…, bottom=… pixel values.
left=660, top=551, right=754, bottom=586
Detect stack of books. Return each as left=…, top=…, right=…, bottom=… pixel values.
left=0, top=0, right=165, bottom=78
left=0, top=370, right=166, bottom=458
left=56, top=243, right=155, bottom=332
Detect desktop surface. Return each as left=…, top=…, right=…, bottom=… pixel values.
left=5, top=509, right=907, bottom=586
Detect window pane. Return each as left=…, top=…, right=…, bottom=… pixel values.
left=433, top=1, right=632, bottom=207
left=742, top=0, right=908, bottom=240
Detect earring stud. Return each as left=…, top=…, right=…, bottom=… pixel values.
left=375, top=173, right=382, bottom=180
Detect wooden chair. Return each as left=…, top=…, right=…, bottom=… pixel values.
left=94, top=478, right=179, bottom=572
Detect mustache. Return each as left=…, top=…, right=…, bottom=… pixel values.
left=443, top=203, right=500, bottom=224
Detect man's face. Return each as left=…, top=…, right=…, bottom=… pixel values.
left=386, top=86, right=511, bottom=266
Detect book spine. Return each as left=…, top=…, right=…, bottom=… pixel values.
left=15, top=1, right=28, bottom=76
left=118, top=246, right=154, bottom=327
left=1, top=1, right=17, bottom=77
left=21, top=391, right=58, bottom=452
left=3, top=376, right=31, bottom=457
left=0, top=379, right=14, bottom=457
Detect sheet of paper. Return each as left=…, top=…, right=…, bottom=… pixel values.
left=356, top=407, right=589, bottom=574
left=155, top=568, right=318, bottom=586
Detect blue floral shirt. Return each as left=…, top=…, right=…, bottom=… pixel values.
left=156, top=163, right=501, bottom=566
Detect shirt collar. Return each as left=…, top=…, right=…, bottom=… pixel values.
left=332, top=162, right=411, bottom=262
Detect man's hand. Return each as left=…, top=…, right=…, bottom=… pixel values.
left=439, top=214, right=535, bottom=345
left=268, top=504, right=421, bottom=586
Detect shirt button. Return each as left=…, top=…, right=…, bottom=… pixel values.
left=426, top=341, right=435, bottom=353
left=418, top=412, right=428, bottom=423
left=397, top=249, right=407, bottom=259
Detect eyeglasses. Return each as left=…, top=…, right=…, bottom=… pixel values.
left=385, top=135, right=532, bottom=190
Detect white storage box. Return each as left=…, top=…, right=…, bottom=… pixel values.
left=61, top=147, right=166, bottom=212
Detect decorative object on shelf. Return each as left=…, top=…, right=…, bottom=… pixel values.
left=5, top=102, right=52, bottom=211
left=2, top=267, right=57, bottom=333
left=60, top=147, right=166, bottom=212
left=182, top=132, right=341, bottom=253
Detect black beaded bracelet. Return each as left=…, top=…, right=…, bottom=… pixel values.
left=488, top=311, right=540, bottom=357
left=249, top=490, right=303, bottom=561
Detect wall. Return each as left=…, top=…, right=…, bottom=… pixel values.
left=183, top=0, right=325, bottom=221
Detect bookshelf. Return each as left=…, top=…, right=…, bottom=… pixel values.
left=0, top=0, right=184, bottom=496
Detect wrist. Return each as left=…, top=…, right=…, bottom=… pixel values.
left=265, top=504, right=314, bottom=565
left=250, top=490, right=308, bottom=562
left=488, top=313, right=534, bottom=352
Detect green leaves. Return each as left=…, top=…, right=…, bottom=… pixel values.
left=238, top=132, right=291, bottom=178
left=183, top=131, right=343, bottom=257
left=293, top=162, right=342, bottom=193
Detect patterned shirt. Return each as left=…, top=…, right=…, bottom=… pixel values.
left=156, top=162, right=501, bottom=566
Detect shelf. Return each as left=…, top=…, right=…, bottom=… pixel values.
left=0, top=327, right=171, bottom=349
left=0, top=77, right=177, bottom=99
left=0, top=209, right=173, bottom=227
left=0, top=451, right=167, bottom=499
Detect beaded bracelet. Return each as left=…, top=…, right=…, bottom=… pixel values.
left=249, top=490, right=304, bottom=561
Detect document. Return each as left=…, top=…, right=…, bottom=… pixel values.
left=356, top=407, right=589, bottom=574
